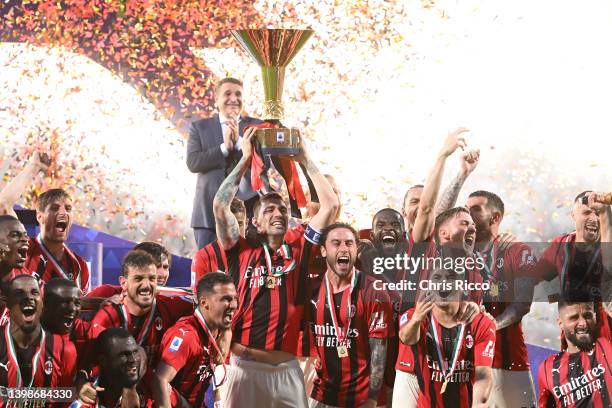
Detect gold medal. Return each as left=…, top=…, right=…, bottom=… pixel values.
left=440, top=379, right=448, bottom=394
left=489, top=283, right=499, bottom=298
left=337, top=344, right=349, bottom=358
left=266, top=276, right=276, bottom=289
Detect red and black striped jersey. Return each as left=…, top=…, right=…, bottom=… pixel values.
left=65, top=317, right=91, bottom=372
left=224, top=224, right=319, bottom=354
left=191, top=240, right=228, bottom=292
left=538, top=337, right=612, bottom=407
left=534, top=232, right=602, bottom=300
left=308, top=271, right=393, bottom=407
left=476, top=241, right=536, bottom=370
left=23, top=237, right=90, bottom=295
left=89, top=295, right=193, bottom=368
left=399, top=308, right=496, bottom=408
left=158, top=313, right=217, bottom=408
left=0, top=323, right=77, bottom=390
left=534, top=232, right=608, bottom=349
left=395, top=243, right=485, bottom=376
left=368, top=234, right=437, bottom=387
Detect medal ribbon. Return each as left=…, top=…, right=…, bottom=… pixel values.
left=36, top=233, right=83, bottom=291
left=120, top=300, right=157, bottom=346
left=194, top=308, right=228, bottom=387
left=262, top=242, right=296, bottom=278
left=561, top=235, right=601, bottom=296
left=429, top=313, right=465, bottom=386
left=5, top=320, right=46, bottom=387
left=324, top=269, right=359, bottom=347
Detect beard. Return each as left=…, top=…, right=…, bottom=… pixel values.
left=128, top=290, right=154, bottom=309
left=566, top=331, right=595, bottom=352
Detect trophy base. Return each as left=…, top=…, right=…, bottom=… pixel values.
left=255, top=127, right=301, bottom=156
left=260, top=147, right=301, bottom=156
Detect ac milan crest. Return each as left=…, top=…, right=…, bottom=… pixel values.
left=465, top=334, right=474, bottom=349
left=44, top=359, right=53, bottom=375
left=348, top=304, right=356, bottom=318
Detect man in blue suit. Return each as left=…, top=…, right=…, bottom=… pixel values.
left=187, top=77, right=262, bottom=249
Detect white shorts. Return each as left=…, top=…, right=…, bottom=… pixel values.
left=487, top=368, right=536, bottom=408
left=391, top=370, right=419, bottom=408
left=223, top=354, right=308, bottom=408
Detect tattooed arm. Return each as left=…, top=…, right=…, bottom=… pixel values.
left=213, top=128, right=256, bottom=250
left=365, top=338, right=387, bottom=406
left=434, top=148, right=480, bottom=216
left=412, top=128, right=469, bottom=242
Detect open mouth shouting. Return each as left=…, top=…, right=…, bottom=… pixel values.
left=437, top=289, right=452, bottom=300
left=63, top=313, right=76, bottom=330
left=223, top=309, right=234, bottom=327
left=584, top=223, right=599, bottom=238
left=380, top=232, right=398, bottom=249
left=336, top=254, right=352, bottom=273
left=21, top=303, right=37, bottom=324
left=54, top=219, right=69, bottom=238
left=16, top=243, right=28, bottom=261
left=464, top=232, right=475, bottom=249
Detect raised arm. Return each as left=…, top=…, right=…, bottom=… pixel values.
left=294, top=136, right=339, bottom=232
left=213, top=128, right=256, bottom=250
left=398, top=294, right=433, bottom=345
left=412, top=128, right=469, bottom=242
left=434, top=148, right=480, bottom=216
left=0, top=152, right=50, bottom=217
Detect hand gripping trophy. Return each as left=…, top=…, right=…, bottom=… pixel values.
left=230, top=29, right=317, bottom=218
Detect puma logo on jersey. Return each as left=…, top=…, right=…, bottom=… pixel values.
left=0, top=361, right=8, bottom=371
left=178, top=328, right=189, bottom=336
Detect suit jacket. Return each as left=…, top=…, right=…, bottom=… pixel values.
left=186, top=114, right=262, bottom=228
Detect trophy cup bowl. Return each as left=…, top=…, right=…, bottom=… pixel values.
left=231, top=29, right=313, bottom=156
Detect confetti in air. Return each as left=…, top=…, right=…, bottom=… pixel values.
left=3, top=0, right=612, bottom=349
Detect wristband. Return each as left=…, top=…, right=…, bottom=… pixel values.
left=304, top=224, right=322, bottom=244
